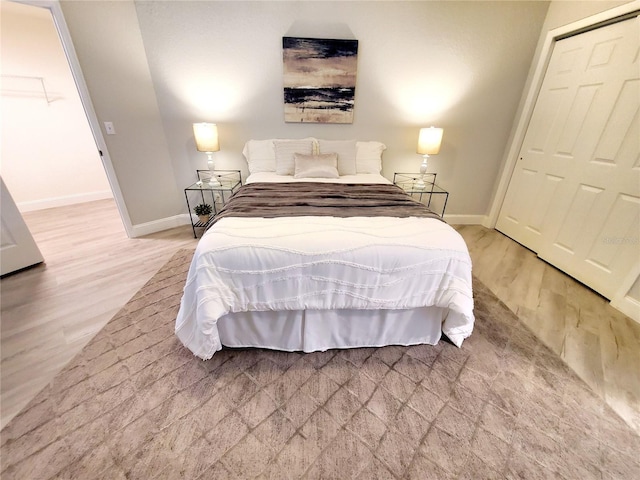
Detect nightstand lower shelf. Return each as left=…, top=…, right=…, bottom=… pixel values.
left=184, top=170, right=242, bottom=238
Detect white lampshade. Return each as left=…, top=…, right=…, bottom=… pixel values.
left=417, top=127, right=443, bottom=155
left=193, top=122, right=220, bottom=153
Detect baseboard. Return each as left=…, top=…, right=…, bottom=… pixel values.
left=18, top=190, right=113, bottom=212
left=610, top=296, right=640, bottom=325
left=130, top=214, right=192, bottom=238
left=444, top=214, right=488, bottom=226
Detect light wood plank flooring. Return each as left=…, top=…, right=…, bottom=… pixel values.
left=1, top=200, right=638, bottom=436
left=456, top=225, right=640, bottom=435
left=1, top=199, right=197, bottom=429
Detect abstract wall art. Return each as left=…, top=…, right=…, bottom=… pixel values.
left=282, top=37, right=358, bottom=124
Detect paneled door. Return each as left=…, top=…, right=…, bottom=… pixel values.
left=496, top=16, right=639, bottom=300
left=1, top=177, right=43, bottom=276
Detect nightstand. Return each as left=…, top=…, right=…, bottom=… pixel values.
left=393, top=172, right=449, bottom=217
left=184, top=170, right=242, bottom=238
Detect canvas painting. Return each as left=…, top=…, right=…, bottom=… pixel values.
left=283, top=37, right=358, bottom=124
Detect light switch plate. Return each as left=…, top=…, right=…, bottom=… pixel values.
left=104, top=122, right=116, bottom=135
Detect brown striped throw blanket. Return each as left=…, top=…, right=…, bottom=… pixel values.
left=210, top=182, right=443, bottom=226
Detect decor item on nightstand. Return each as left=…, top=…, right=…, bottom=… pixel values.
left=193, top=122, right=220, bottom=186
left=193, top=203, right=213, bottom=224
left=416, top=126, right=443, bottom=189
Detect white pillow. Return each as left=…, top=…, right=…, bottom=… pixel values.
left=274, top=139, right=315, bottom=175
left=242, top=140, right=276, bottom=174
left=243, top=138, right=318, bottom=174
left=318, top=139, right=357, bottom=175
left=294, top=153, right=339, bottom=179
left=356, top=141, right=386, bottom=173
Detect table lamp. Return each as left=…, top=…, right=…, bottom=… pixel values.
left=416, top=126, right=443, bottom=189
left=193, top=122, right=220, bottom=186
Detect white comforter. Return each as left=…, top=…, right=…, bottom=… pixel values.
left=175, top=215, right=474, bottom=360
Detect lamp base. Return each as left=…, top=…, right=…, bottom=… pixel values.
left=415, top=154, right=429, bottom=189
left=207, top=155, right=221, bottom=186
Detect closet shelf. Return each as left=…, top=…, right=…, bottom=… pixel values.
left=1, top=75, right=53, bottom=104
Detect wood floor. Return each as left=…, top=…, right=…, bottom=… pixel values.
left=1, top=200, right=638, bottom=436
left=456, top=224, right=640, bottom=435
left=0, top=199, right=198, bottom=429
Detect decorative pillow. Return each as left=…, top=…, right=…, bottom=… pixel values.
left=318, top=139, right=357, bottom=175
left=356, top=141, right=386, bottom=173
left=293, top=153, right=339, bottom=179
left=274, top=139, right=315, bottom=175
left=242, top=139, right=276, bottom=174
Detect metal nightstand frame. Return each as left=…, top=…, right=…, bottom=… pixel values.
left=393, top=172, right=449, bottom=217
left=184, top=170, right=242, bottom=238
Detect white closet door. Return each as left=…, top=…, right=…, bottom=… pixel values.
left=496, top=16, right=639, bottom=300
left=1, top=177, right=44, bottom=276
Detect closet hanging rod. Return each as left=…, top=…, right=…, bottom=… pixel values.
left=1, top=75, right=52, bottom=104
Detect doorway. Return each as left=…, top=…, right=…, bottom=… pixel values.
left=1, top=0, right=133, bottom=241
left=496, top=15, right=639, bottom=311
left=1, top=1, right=112, bottom=213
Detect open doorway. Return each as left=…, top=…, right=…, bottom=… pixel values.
left=1, top=0, right=133, bottom=243
left=1, top=1, right=114, bottom=216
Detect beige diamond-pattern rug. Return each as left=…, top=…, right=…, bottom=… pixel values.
left=1, top=249, right=639, bottom=479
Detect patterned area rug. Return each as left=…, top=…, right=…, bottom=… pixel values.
left=1, top=249, right=638, bottom=479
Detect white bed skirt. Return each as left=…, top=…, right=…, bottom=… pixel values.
left=217, top=307, right=448, bottom=353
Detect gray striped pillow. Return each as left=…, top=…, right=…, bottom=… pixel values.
left=274, top=139, right=314, bottom=175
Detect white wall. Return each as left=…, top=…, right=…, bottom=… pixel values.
left=60, top=0, right=182, bottom=227
left=0, top=1, right=112, bottom=212
left=137, top=0, right=549, bottom=219
left=60, top=0, right=549, bottom=226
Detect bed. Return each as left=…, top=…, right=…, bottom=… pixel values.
left=175, top=138, right=474, bottom=360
